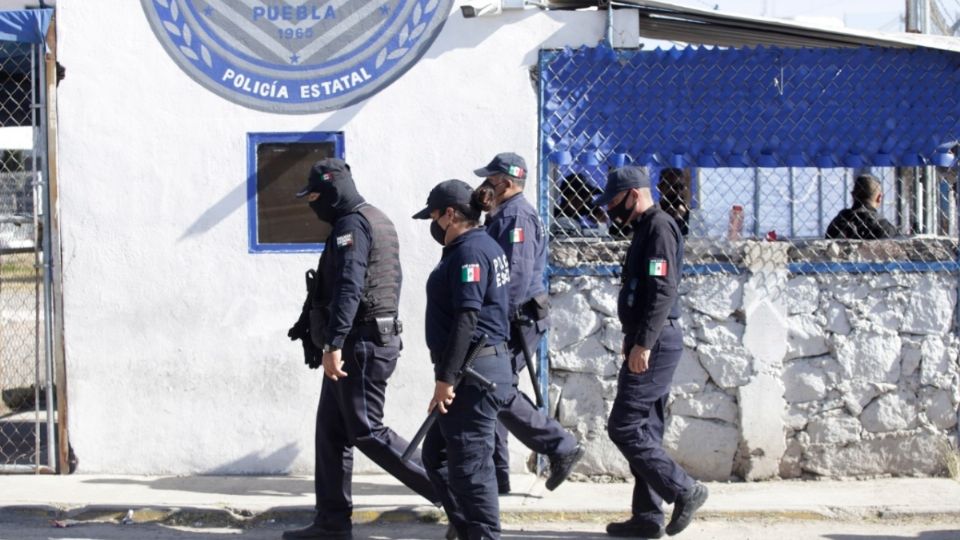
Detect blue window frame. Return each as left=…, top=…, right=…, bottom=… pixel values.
left=246, top=131, right=344, bottom=253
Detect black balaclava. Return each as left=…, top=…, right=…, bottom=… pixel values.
left=304, top=158, right=366, bottom=223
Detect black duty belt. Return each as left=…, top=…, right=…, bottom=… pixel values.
left=353, top=317, right=403, bottom=337
left=476, top=342, right=508, bottom=357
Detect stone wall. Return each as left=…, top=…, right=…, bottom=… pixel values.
left=549, top=269, right=960, bottom=480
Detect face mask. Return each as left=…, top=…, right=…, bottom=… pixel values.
left=607, top=194, right=634, bottom=225
left=309, top=199, right=336, bottom=224
left=430, top=218, right=448, bottom=245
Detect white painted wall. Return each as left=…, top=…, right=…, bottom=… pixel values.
left=56, top=1, right=635, bottom=473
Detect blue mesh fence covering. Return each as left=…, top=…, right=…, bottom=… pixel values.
left=539, top=45, right=960, bottom=276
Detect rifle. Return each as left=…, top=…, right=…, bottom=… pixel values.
left=288, top=269, right=318, bottom=342
left=513, top=317, right=544, bottom=408
left=401, top=334, right=497, bottom=462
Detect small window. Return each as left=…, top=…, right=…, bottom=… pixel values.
left=247, top=132, right=344, bottom=253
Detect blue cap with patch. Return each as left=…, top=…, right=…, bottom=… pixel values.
left=595, top=166, right=651, bottom=206
left=473, top=152, right=527, bottom=180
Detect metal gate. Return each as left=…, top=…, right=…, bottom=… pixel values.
left=0, top=37, right=56, bottom=473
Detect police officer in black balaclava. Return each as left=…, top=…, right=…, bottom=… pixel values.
left=285, top=158, right=439, bottom=540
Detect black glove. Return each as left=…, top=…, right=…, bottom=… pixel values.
left=302, top=338, right=322, bottom=369
left=289, top=311, right=321, bottom=369
left=288, top=310, right=310, bottom=341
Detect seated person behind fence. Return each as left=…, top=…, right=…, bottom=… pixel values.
left=657, top=168, right=690, bottom=236
left=554, top=173, right=605, bottom=235
left=825, top=174, right=897, bottom=240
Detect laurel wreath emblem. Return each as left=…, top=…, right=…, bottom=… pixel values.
left=375, top=0, right=440, bottom=70
left=154, top=0, right=213, bottom=68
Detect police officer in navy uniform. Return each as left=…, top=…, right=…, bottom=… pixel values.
left=473, top=153, right=584, bottom=494
left=285, top=158, right=439, bottom=540
left=413, top=179, right=515, bottom=540
left=595, top=167, right=708, bottom=538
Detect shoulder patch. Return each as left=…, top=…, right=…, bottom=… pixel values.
left=336, top=233, right=354, bottom=248
left=461, top=263, right=481, bottom=283
left=509, top=227, right=524, bottom=243
left=648, top=258, right=668, bottom=277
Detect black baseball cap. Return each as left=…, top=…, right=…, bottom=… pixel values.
left=473, top=152, right=528, bottom=179
left=412, top=179, right=475, bottom=219
left=295, top=158, right=352, bottom=198
left=594, top=166, right=651, bottom=206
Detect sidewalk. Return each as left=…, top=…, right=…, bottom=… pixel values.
left=1, top=473, right=959, bottom=527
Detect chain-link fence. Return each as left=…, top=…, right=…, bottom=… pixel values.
left=538, top=45, right=960, bottom=278
left=0, top=40, right=54, bottom=473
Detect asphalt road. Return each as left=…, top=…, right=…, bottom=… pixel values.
left=3, top=518, right=959, bottom=540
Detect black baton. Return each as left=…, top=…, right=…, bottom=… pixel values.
left=514, top=320, right=544, bottom=408
left=402, top=335, right=496, bottom=463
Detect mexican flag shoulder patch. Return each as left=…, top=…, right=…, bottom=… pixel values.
left=648, top=258, right=668, bottom=276
left=509, top=227, right=524, bottom=243
left=461, top=263, right=481, bottom=283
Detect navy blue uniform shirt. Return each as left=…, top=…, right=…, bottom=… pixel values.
left=425, top=228, right=511, bottom=375
left=618, top=207, right=684, bottom=349
left=317, top=209, right=375, bottom=349
left=484, top=193, right=546, bottom=316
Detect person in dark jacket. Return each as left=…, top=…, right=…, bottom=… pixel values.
left=284, top=158, right=438, bottom=540
left=825, top=174, right=897, bottom=240
left=473, top=153, right=584, bottom=495
left=656, top=168, right=690, bottom=237
left=413, top=179, right=515, bottom=540
left=596, top=166, right=708, bottom=539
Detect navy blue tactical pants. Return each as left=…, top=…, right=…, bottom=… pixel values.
left=422, top=352, right=514, bottom=540
left=606, top=322, right=694, bottom=525
left=493, top=320, right=578, bottom=484
left=314, top=334, right=438, bottom=529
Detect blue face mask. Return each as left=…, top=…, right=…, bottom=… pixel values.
left=430, top=218, right=448, bottom=245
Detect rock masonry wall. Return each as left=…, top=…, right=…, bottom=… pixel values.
left=549, top=270, right=960, bottom=480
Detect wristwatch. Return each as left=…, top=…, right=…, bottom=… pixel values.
left=322, top=344, right=339, bottom=354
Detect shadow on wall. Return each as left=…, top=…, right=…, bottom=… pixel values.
left=177, top=106, right=364, bottom=242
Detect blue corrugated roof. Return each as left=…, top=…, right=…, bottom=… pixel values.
left=541, top=45, right=960, bottom=168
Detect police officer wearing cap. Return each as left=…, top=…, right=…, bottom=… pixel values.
left=595, top=166, right=708, bottom=538
left=285, top=158, right=439, bottom=540
left=473, top=153, right=584, bottom=494
left=413, top=179, right=514, bottom=540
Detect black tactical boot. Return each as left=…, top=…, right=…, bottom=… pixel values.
left=605, top=517, right=665, bottom=538
left=545, top=443, right=585, bottom=491
left=665, top=482, right=709, bottom=536
left=282, top=523, right=352, bottom=539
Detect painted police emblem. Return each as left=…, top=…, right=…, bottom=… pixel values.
left=141, top=0, right=453, bottom=114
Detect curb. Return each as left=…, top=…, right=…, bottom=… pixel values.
left=4, top=504, right=960, bottom=529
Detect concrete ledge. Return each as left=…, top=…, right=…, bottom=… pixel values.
left=6, top=502, right=960, bottom=529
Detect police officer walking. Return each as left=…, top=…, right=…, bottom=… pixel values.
left=413, top=179, right=515, bottom=540
left=472, top=153, right=584, bottom=494
left=285, top=158, right=439, bottom=540
left=595, top=167, right=708, bottom=538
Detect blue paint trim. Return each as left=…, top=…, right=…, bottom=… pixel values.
left=537, top=50, right=553, bottom=425
left=789, top=261, right=960, bottom=274
left=549, top=260, right=958, bottom=277
left=548, top=263, right=745, bottom=277
left=246, top=131, right=344, bottom=254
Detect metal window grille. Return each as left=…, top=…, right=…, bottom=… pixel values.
left=538, top=45, right=960, bottom=278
